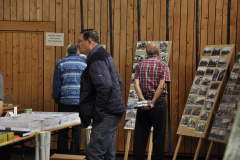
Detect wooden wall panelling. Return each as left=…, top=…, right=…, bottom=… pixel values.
left=230, top=0, right=238, bottom=59
left=198, top=0, right=202, bottom=64
left=236, top=0, right=240, bottom=55
left=152, top=0, right=160, bottom=41
left=222, top=0, right=228, bottom=44
left=30, top=0, right=37, bottom=21
left=160, top=0, right=166, bottom=41
left=25, top=33, right=32, bottom=109
left=4, top=0, right=10, bottom=20
left=113, top=0, right=120, bottom=71
left=106, top=0, right=112, bottom=53
left=125, top=0, right=134, bottom=153
left=140, top=0, right=147, bottom=41
left=19, top=33, right=26, bottom=108
left=100, top=0, right=108, bottom=47
left=17, top=0, right=24, bottom=21
left=95, top=0, right=101, bottom=40
left=172, top=0, right=180, bottom=152
left=185, top=0, right=195, bottom=153
left=0, top=33, right=6, bottom=94
left=37, top=0, right=43, bottom=21
left=69, top=0, right=75, bottom=45
left=56, top=0, right=62, bottom=62
left=207, top=0, right=216, bottom=45
left=62, top=0, right=68, bottom=58
left=31, top=33, right=38, bottom=111
left=83, top=0, right=88, bottom=29
left=179, top=0, right=187, bottom=153
left=118, top=0, right=127, bottom=152
left=6, top=33, right=13, bottom=95
left=43, top=0, right=49, bottom=21
left=146, top=0, right=153, bottom=41
left=200, top=0, right=208, bottom=58
left=88, top=0, right=95, bottom=29
left=12, top=33, right=19, bottom=104
left=24, top=0, right=29, bottom=21
left=168, top=0, right=174, bottom=152
left=215, top=0, right=223, bottom=45
left=0, top=0, right=3, bottom=20
left=11, top=0, right=17, bottom=21
left=38, top=33, right=43, bottom=111
left=75, top=0, right=81, bottom=44
left=49, top=0, right=55, bottom=22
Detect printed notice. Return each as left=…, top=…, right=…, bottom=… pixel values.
left=46, top=33, right=64, bottom=46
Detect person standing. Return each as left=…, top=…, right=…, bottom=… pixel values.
left=52, top=45, right=87, bottom=155
left=133, top=42, right=171, bottom=160
left=77, top=29, right=126, bottom=160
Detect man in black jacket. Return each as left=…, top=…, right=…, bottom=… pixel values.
left=77, top=29, right=126, bottom=160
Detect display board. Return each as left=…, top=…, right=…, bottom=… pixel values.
left=124, top=41, right=172, bottom=130
left=208, top=52, right=240, bottom=143
left=223, top=98, right=240, bottom=160
left=177, top=44, right=235, bottom=138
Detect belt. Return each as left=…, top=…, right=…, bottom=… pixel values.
left=143, top=94, right=165, bottom=100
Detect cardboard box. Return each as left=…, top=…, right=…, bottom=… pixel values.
left=50, top=154, right=85, bottom=160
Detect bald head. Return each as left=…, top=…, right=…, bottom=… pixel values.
left=146, top=42, right=160, bottom=57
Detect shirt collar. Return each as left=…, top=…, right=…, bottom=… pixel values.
left=86, top=44, right=101, bottom=63
left=67, top=54, right=78, bottom=57
left=148, top=56, right=158, bottom=59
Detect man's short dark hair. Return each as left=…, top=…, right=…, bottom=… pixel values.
left=67, top=45, right=79, bottom=55
left=80, top=29, right=100, bottom=44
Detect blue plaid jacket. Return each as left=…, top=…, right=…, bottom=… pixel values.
left=52, top=54, right=87, bottom=105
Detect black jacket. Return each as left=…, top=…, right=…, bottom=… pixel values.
left=79, top=46, right=126, bottom=128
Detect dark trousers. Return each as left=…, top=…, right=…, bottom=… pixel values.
left=86, top=113, right=123, bottom=160
left=57, top=103, right=82, bottom=155
left=133, top=96, right=166, bottom=160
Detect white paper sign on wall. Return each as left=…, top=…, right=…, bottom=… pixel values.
left=46, top=33, right=64, bottom=46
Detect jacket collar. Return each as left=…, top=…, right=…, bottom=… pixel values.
left=86, top=44, right=101, bottom=63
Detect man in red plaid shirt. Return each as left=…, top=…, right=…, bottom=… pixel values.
left=133, top=42, right=171, bottom=160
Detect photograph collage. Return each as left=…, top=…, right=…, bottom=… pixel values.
left=125, top=41, right=171, bottom=130
left=179, top=46, right=233, bottom=136
left=208, top=52, right=240, bottom=143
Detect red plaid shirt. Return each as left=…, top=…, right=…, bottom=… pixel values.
left=134, top=57, right=171, bottom=95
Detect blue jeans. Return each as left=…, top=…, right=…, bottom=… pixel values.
left=86, top=113, right=123, bottom=160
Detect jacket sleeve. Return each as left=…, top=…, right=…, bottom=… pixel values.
left=89, top=61, right=112, bottom=120
left=52, top=62, right=61, bottom=104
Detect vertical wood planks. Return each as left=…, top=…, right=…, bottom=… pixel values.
left=236, top=0, right=240, bottom=56
left=222, top=0, right=228, bottom=44
left=75, top=0, right=81, bottom=44
left=100, top=0, right=108, bottom=46
left=88, top=0, right=95, bottom=29
left=215, top=0, right=223, bottom=45
left=17, top=0, right=24, bottom=21
left=12, top=33, right=19, bottom=104
left=113, top=0, right=120, bottom=70
left=83, top=0, right=88, bottom=29
left=95, top=0, right=101, bottom=39
left=19, top=33, right=26, bottom=108
left=160, top=0, right=166, bottom=40
left=49, top=0, right=55, bottom=22
left=30, top=0, right=37, bottom=21
left=140, top=0, right=147, bottom=41
left=153, top=0, right=160, bottom=41
left=146, top=0, right=153, bottom=41
left=178, top=0, right=188, bottom=153
left=6, top=33, right=13, bottom=95
left=118, top=0, right=127, bottom=152
left=38, top=33, right=43, bottom=111
left=200, top=0, right=209, bottom=57
left=172, top=0, right=180, bottom=152
left=24, top=0, right=29, bottom=21
left=0, top=33, right=7, bottom=93
left=43, top=0, right=49, bottom=21
left=25, top=33, right=32, bottom=109
left=31, top=33, right=38, bottom=111
left=0, top=0, right=3, bottom=20
left=230, top=0, right=238, bottom=58
left=11, top=0, right=17, bottom=21
left=4, top=0, right=10, bottom=20
left=207, top=0, right=216, bottom=45
left=69, top=0, right=75, bottom=44
left=62, top=0, right=68, bottom=58
left=36, top=0, right=43, bottom=21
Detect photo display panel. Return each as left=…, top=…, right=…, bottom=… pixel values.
left=125, top=41, right=172, bottom=130
left=177, top=45, right=235, bottom=138
left=208, top=51, right=240, bottom=143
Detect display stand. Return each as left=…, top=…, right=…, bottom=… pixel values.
left=124, top=41, right=172, bottom=160
left=205, top=51, right=240, bottom=160
left=173, top=45, right=235, bottom=160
